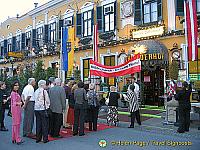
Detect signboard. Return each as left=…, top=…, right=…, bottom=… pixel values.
left=140, top=53, right=164, bottom=61
left=132, top=26, right=164, bottom=39
left=189, top=74, right=200, bottom=80
left=7, top=52, right=23, bottom=58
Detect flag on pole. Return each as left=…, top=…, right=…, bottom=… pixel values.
left=185, top=0, right=198, bottom=61
left=62, top=26, right=68, bottom=71
left=93, top=24, right=98, bottom=62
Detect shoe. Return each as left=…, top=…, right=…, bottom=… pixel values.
left=36, top=140, right=41, bottom=143
left=43, top=140, right=49, bottom=143
left=185, top=130, right=189, bottom=132
left=79, top=133, right=85, bottom=136
left=177, top=130, right=185, bottom=133
left=12, top=140, right=16, bottom=144
left=128, top=126, right=134, bottom=128
left=17, top=141, right=24, bottom=145
left=73, top=133, right=78, bottom=136
left=0, top=127, right=8, bottom=131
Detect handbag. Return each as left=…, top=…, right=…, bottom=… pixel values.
left=43, top=90, right=49, bottom=118
left=105, top=93, right=110, bottom=105
left=82, top=90, right=89, bottom=109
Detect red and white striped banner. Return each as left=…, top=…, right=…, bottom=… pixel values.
left=90, top=54, right=141, bottom=77
left=185, top=0, right=198, bottom=61
left=93, top=24, right=98, bottom=62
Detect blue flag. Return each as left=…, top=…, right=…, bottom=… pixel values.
left=62, top=26, right=68, bottom=71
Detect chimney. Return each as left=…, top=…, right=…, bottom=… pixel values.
left=34, top=3, right=38, bottom=8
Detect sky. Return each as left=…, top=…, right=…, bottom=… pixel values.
left=0, top=0, right=50, bottom=23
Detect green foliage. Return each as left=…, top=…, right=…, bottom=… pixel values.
left=74, top=69, right=81, bottom=82
left=169, top=61, right=179, bottom=80
left=45, top=67, right=56, bottom=80
left=33, top=60, right=46, bottom=82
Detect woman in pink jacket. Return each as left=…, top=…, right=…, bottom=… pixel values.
left=10, top=81, right=23, bottom=145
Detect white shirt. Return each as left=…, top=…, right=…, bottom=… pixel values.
left=34, top=88, right=50, bottom=111
left=22, top=84, right=35, bottom=102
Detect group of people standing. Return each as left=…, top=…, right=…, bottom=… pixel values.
left=0, top=77, right=102, bottom=145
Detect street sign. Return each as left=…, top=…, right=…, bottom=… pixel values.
left=7, top=52, right=23, bottom=58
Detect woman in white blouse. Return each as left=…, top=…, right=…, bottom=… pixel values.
left=34, top=80, right=50, bottom=143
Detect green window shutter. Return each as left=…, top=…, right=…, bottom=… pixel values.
left=76, top=13, right=82, bottom=37
left=97, top=6, right=103, bottom=32
left=134, top=0, right=142, bottom=25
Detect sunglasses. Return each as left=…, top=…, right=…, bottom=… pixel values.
left=14, top=84, right=19, bottom=86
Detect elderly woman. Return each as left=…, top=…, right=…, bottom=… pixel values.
left=10, top=81, right=23, bottom=145
left=73, top=81, right=87, bottom=136
left=124, top=84, right=141, bottom=128
left=87, top=83, right=100, bottom=131
left=34, top=80, right=50, bottom=143
left=106, top=86, right=121, bottom=126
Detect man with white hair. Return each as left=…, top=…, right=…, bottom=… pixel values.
left=22, top=78, right=36, bottom=137
left=48, top=78, right=66, bottom=138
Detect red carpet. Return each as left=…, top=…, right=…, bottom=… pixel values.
left=48, top=123, right=115, bottom=141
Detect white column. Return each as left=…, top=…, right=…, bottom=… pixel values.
left=45, top=12, right=48, bottom=25
left=32, top=17, right=36, bottom=29
left=167, top=0, right=176, bottom=31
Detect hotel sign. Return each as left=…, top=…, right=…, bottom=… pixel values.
left=132, top=26, right=164, bottom=39
left=8, top=52, right=23, bottom=58
left=140, top=53, right=164, bottom=61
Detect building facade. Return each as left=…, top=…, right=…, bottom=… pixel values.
left=0, top=0, right=200, bottom=105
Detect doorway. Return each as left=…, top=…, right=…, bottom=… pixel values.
left=142, top=67, right=165, bottom=106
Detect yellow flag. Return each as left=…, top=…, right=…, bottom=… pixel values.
left=67, top=27, right=75, bottom=78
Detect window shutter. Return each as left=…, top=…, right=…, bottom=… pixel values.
left=32, top=29, right=36, bottom=48
left=97, top=6, right=103, bottom=32
left=21, top=33, right=25, bottom=51
left=12, top=36, right=16, bottom=52
left=4, top=40, right=7, bottom=56
left=76, top=13, right=82, bottom=37
left=114, top=1, right=117, bottom=29
left=91, top=9, right=94, bottom=35
left=134, top=0, right=142, bottom=25
left=58, top=19, right=64, bottom=41
left=157, top=0, right=162, bottom=20
left=72, top=15, right=74, bottom=25
left=176, top=0, right=184, bottom=16
left=44, top=25, right=49, bottom=43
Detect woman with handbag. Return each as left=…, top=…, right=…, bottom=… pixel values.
left=34, top=80, right=50, bottom=143
left=73, top=81, right=87, bottom=136
left=66, top=84, right=78, bottom=129
left=10, top=81, right=23, bottom=145
left=106, top=86, right=121, bottom=126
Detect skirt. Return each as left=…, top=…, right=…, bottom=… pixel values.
left=67, top=107, right=74, bottom=125
left=107, top=106, right=119, bottom=126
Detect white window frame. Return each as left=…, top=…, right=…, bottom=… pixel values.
left=49, top=16, right=58, bottom=44
left=143, top=1, right=158, bottom=24
left=16, top=29, right=22, bottom=51
left=80, top=56, right=93, bottom=81
left=100, top=52, right=118, bottom=83
left=104, top=3, right=115, bottom=32
left=81, top=2, right=94, bottom=37
left=36, top=21, right=44, bottom=40
left=63, top=9, right=74, bottom=27
left=0, top=40, right=4, bottom=57
left=197, top=0, right=200, bottom=13
left=7, top=33, right=12, bottom=52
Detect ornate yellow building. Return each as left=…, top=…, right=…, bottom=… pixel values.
left=0, top=0, right=200, bottom=105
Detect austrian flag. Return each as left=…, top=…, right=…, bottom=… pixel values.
left=185, top=0, right=198, bottom=61
left=90, top=54, right=141, bottom=77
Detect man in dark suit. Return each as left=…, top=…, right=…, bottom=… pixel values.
left=48, top=78, right=66, bottom=138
